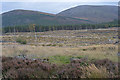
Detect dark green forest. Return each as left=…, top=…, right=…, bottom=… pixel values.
left=2, top=22, right=118, bottom=33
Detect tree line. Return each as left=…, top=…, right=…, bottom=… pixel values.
left=2, top=23, right=119, bottom=33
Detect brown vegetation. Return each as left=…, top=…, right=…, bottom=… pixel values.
left=2, top=56, right=120, bottom=79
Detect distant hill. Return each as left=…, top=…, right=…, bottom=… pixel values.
left=2, top=5, right=118, bottom=27
left=2, top=9, right=91, bottom=27
left=57, top=5, right=118, bottom=23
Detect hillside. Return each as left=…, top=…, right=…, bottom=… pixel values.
left=2, top=9, right=91, bottom=27
left=2, top=5, right=118, bottom=27
left=57, top=5, right=118, bottom=23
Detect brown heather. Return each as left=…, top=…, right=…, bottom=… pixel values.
left=2, top=56, right=120, bottom=79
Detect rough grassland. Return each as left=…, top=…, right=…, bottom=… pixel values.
left=2, top=28, right=119, bottom=64
left=2, top=44, right=118, bottom=63
left=1, top=28, right=119, bottom=78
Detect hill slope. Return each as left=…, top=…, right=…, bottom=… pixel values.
left=57, top=5, right=118, bottom=23
left=2, top=9, right=91, bottom=27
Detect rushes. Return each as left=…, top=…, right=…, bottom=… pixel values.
left=82, top=64, right=109, bottom=78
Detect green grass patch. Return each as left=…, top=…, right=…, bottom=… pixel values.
left=16, top=37, right=27, bottom=44
left=48, top=55, right=71, bottom=65
left=48, top=55, right=83, bottom=65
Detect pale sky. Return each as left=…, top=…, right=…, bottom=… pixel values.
left=1, top=0, right=119, bottom=14
left=1, top=0, right=120, bottom=2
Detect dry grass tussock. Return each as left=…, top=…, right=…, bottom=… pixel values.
left=81, top=64, right=109, bottom=78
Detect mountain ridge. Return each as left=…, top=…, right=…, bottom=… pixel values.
left=57, top=5, right=118, bottom=23
left=2, top=5, right=118, bottom=27
left=2, top=9, right=92, bottom=27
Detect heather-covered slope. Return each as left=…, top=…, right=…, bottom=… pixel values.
left=57, top=5, right=118, bottom=23
left=2, top=9, right=91, bottom=27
